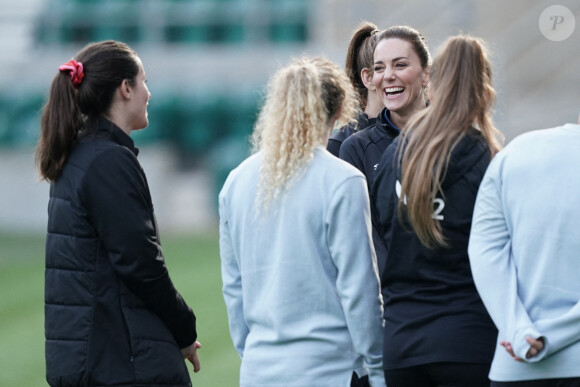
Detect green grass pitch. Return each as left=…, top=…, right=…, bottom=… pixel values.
left=0, top=230, right=240, bottom=386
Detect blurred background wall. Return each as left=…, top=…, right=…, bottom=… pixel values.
left=0, top=0, right=578, bottom=235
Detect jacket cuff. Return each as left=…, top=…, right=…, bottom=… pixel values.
left=175, top=312, right=197, bottom=349
left=512, top=327, right=546, bottom=363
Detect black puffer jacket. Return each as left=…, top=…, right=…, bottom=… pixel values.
left=45, top=117, right=196, bottom=387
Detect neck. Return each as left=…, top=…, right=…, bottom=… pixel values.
left=389, top=110, right=410, bottom=129
left=364, top=93, right=384, bottom=119
left=390, top=96, right=426, bottom=129
left=104, top=108, right=131, bottom=136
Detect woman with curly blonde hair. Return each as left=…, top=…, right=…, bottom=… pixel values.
left=219, top=56, right=385, bottom=387
left=251, top=56, right=359, bottom=213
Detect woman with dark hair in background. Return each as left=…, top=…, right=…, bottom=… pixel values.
left=327, top=21, right=383, bottom=157
left=219, top=56, right=385, bottom=387
left=36, top=40, right=201, bottom=387
left=371, top=35, right=503, bottom=386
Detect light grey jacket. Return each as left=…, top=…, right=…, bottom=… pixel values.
left=469, top=123, right=580, bottom=381
left=219, top=146, right=385, bottom=387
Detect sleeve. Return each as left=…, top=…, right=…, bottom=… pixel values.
left=339, top=136, right=365, bottom=174
left=326, top=175, right=386, bottom=387
left=82, top=147, right=196, bottom=348
left=468, top=156, right=546, bottom=362
left=535, top=301, right=580, bottom=358
left=218, top=179, right=249, bottom=358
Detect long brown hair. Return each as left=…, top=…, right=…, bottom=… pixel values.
left=344, top=21, right=380, bottom=109
left=397, top=35, right=503, bottom=248
left=36, top=40, right=139, bottom=182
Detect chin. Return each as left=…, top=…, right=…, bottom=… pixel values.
left=385, top=103, right=402, bottom=113
left=134, top=119, right=149, bottom=131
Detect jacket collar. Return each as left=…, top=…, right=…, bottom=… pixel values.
left=375, top=108, right=400, bottom=138
left=92, top=116, right=139, bottom=156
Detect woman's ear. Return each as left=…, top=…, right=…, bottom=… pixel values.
left=361, top=68, right=376, bottom=91
left=119, top=79, right=132, bottom=99
left=422, top=66, right=430, bottom=87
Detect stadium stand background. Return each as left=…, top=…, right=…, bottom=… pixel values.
left=0, top=0, right=578, bottom=232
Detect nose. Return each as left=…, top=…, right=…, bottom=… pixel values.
left=384, top=66, right=395, bottom=80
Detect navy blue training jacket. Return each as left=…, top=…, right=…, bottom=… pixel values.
left=327, top=111, right=376, bottom=157
left=339, top=108, right=400, bottom=190
left=338, top=108, right=399, bottom=275
left=370, top=129, right=497, bottom=369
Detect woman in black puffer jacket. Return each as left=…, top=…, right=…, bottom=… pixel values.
left=36, top=40, right=201, bottom=387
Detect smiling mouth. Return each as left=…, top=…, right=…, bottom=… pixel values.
left=385, top=87, right=405, bottom=96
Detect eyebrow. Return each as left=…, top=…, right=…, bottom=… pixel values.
left=374, top=56, right=410, bottom=65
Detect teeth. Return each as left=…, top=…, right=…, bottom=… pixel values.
left=385, top=87, right=404, bottom=93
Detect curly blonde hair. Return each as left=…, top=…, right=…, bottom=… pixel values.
left=251, top=56, right=358, bottom=213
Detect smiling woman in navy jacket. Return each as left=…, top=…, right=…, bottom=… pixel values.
left=371, top=35, right=503, bottom=387
left=339, top=25, right=431, bottom=189
left=36, top=40, right=200, bottom=387
left=340, top=25, right=431, bottom=279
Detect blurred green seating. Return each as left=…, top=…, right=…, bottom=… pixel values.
left=268, top=22, right=307, bottom=43
left=0, top=90, right=258, bottom=160
left=0, top=94, right=44, bottom=148
left=34, top=0, right=308, bottom=46
left=0, top=94, right=11, bottom=146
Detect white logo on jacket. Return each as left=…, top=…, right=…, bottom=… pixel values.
left=395, top=180, right=445, bottom=220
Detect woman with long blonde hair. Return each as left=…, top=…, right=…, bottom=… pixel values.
left=219, top=56, right=385, bottom=387
left=371, top=35, right=503, bottom=386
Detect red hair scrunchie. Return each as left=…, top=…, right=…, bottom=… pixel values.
left=58, top=60, right=84, bottom=87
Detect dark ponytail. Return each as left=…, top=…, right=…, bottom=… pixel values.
left=36, top=40, right=139, bottom=182
left=344, top=21, right=380, bottom=109
left=37, top=70, right=83, bottom=182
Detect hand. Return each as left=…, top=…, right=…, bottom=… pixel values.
left=500, top=336, right=544, bottom=362
left=181, top=341, right=202, bottom=373
left=500, top=340, right=523, bottom=362
left=525, top=336, right=544, bottom=359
